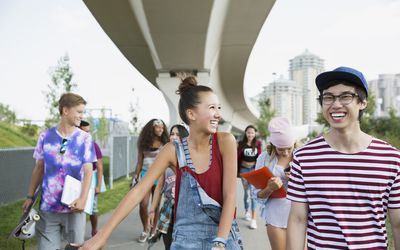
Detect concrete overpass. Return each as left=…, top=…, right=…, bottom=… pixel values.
left=84, top=0, right=276, bottom=131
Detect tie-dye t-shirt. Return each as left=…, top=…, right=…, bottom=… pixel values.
left=33, top=127, right=96, bottom=213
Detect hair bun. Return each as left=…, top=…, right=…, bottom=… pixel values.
left=176, top=76, right=198, bottom=95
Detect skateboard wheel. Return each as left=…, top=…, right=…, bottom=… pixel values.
left=21, top=227, right=28, bottom=234
left=33, top=214, right=40, bottom=221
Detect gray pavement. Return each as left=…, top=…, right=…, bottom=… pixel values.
left=75, top=179, right=271, bottom=249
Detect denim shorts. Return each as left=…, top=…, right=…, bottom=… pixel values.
left=140, top=169, right=158, bottom=185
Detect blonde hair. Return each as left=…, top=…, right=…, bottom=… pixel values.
left=266, top=142, right=298, bottom=161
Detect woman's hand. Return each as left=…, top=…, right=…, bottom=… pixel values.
left=267, top=177, right=283, bottom=191
left=147, top=210, right=155, bottom=228
left=284, top=171, right=291, bottom=180
left=284, top=166, right=291, bottom=180
left=79, top=230, right=107, bottom=250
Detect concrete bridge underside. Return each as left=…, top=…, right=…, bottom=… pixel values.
left=84, top=0, right=275, bottom=131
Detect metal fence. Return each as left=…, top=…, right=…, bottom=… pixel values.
left=0, top=148, right=35, bottom=204
left=109, top=136, right=138, bottom=188
left=0, top=135, right=138, bottom=204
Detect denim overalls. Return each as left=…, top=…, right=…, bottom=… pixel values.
left=170, top=138, right=243, bottom=250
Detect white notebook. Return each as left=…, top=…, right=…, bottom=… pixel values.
left=61, top=175, right=94, bottom=215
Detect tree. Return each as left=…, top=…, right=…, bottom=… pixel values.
left=256, top=94, right=275, bottom=141
left=360, top=91, right=376, bottom=133
left=0, top=103, right=17, bottom=124
left=129, top=101, right=140, bottom=136
left=20, top=121, right=40, bottom=137
left=97, top=108, right=109, bottom=148
left=128, top=88, right=140, bottom=136
left=44, top=54, right=77, bottom=128
left=315, top=111, right=329, bottom=127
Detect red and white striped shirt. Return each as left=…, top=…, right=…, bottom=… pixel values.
left=287, top=136, right=400, bottom=250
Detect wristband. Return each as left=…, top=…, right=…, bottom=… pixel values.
left=212, top=237, right=227, bottom=247
left=26, top=195, right=34, bottom=200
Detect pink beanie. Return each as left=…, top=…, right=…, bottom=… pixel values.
left=268, top=117, right=295, bottom=148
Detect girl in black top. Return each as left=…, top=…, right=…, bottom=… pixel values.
left=237, top=125, right=262, bottom=229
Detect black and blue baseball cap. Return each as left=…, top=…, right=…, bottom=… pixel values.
left=316, top=66, right=368, bottom=97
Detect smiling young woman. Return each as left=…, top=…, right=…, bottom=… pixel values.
left=79, top=77, right=243, bottom=250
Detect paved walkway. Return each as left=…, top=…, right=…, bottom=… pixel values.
left=69, top=179, right=271, bottom=249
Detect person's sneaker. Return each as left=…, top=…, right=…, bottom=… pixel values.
left=138, top=231, right=148, bottom=243
left=244, top=211, right=251, bottom=221
left=249, top=219, right=257, bottom=229
left=148, top=232, right=156, bottom=241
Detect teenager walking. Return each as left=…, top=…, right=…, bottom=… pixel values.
left=132, top=118, right=169, bottom=242
left=287, top=67, right=400, bottom=249
left=253, top=117, right=296, bottom=250
left=237, top=125, right=262, bottom=229
left=23, top=93, right=96, bottom=249
left=148, top=124, right=189, bottom=249
left=79, top=76, right=242, bottom=250
left=79, top=120, right=104, bottom=237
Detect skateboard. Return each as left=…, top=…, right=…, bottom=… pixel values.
left=9, top=189, right=40, bottom=241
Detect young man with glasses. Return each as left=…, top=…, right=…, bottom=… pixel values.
left=23, top=93, right=96, bottom=250
left=286, top=67, right=400, bottom=249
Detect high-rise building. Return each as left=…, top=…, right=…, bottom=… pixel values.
left=289, top=50, right=324, bottom=125
left=261, top=75, right=303, bottom=125
left=369, top=73, right=400, bottom=116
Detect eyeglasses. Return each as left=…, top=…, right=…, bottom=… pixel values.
left=60, top=138, right=68, bottom=154
left=319, top=93, right=359, bottom=105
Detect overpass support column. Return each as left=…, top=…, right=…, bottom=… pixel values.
left=156, top=71, right=212, bottom=126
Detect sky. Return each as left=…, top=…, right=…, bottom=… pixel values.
left=1, top=0, right=400, bottom=127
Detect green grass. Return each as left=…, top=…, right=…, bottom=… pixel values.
left=97, top=177, right=130, bottom=214
left=387, top=219, right=395, bottom=249
left=0, top=178, right=130, bottom=250
left=0, top=122, right=36, bottom=148
left=102, top=156, right=110, bottom=185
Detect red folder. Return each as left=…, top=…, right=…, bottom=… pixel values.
left=240, top=167, right=286, bottom=198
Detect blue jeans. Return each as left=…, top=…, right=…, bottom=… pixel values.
left=240, top=166, right=257, bottom=212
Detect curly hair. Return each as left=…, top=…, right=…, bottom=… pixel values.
left=137, top=119, right=169, bottom=151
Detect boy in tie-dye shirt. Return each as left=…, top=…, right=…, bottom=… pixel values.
left=23, top=93, right=96, bottom=250
left=33, top=126, right=96, bottom=212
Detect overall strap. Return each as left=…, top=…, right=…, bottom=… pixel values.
left=173, top=140, right=187, bottom=169
left=181, top=137, right=197, bottom=171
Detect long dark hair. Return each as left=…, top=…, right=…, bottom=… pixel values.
left=138, top=118, right=169, bottom=151
left=176, top=76, right=213, bottom=125
left=170, top=124, right=189, bottom=139
left=238, top=125, right=258, bottom=153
